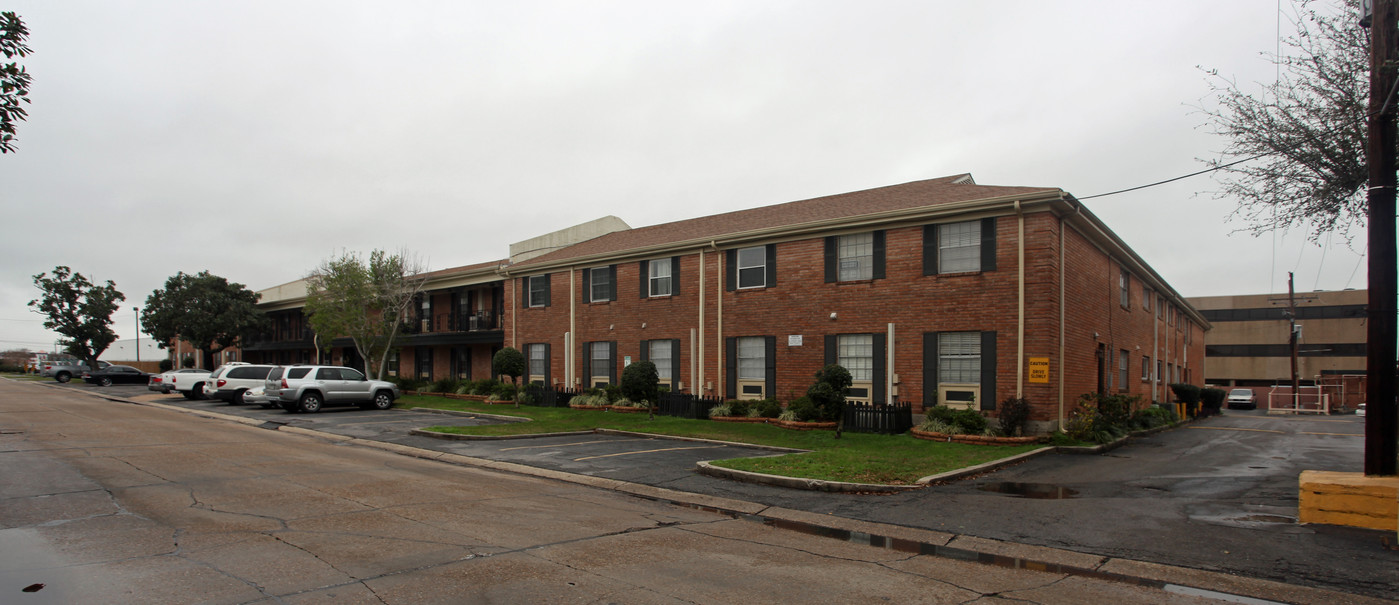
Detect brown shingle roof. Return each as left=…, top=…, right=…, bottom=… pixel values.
left=513, top=175, right=1059, bottom=267
left=420, top=258, right=508, bottom=281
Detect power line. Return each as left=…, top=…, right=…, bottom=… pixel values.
left=1077, top=154, right=1265, bottom=200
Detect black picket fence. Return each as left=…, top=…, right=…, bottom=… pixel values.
left=521, top=384, right=583, bottom=408
left=842, top=401, right=914, bottom=435
left=657, top=392, right=726, bottom=420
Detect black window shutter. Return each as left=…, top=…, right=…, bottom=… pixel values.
left=607, top=341, right=617, bottom=385
left=873, top=230, right=886, bottom=280
left=923, top=225, right=939, bottom=276
left=670, top=339, right=682, bottom=392
left=543, top=343, right=551, bottom=387
left=824, top=236, right=837, bottom=283
left=581, top=268, right=591, bottom=303
left=639, top=261, right=649, bottom=298
left=765, top=244, right=777, bottom=287
left=542, top=274, right=551, bottom=307
left=521, top=278, right=528, bottom=307
left=923, top=332, right=939, bottom=408
left=581, top=342, right=591, bottom=384
left=981, top=218, right=997, bottom=272
left=824, top=334, right=837, bottom=367
left=764, top=336, right=777, bottom=400
left=608, top=265, right=617, bottom=301
left=872, top=333, right=886, bottom=403
left=726, top=250, right=736, bottom=291
left=981, top=331, right=997, bottom=410
left=671, top=256, right=681, bottom=296
left=639, top=340, right=649, bottom=362
left=725, top=337, right=737, bottom=399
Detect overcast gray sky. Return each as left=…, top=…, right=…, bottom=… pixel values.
left=0, top=0, right=1370, bottom=353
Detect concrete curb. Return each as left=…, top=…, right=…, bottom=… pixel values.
left=408, top=406, right=532, bottom=423
left=32, top=381, right=1386, bottom=605
left=696, top=460, right=921, bottom=493
left=409, top=428, right=595, bottom=441
left=915, top=446, right=1057, bottom=484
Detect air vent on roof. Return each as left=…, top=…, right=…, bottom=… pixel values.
left=952, top=174, right=975, bottom=185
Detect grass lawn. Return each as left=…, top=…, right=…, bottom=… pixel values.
left=404, top=394, right=1042, bottom=485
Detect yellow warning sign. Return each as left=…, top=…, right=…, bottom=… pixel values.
left=1028, top=357, right=1050, bottom=383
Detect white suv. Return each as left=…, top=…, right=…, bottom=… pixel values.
left=206, top=364, right=276, bottom=405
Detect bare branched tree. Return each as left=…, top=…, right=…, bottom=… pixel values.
left=304, top=249, right=429, bottom=380
left=1197, top=0, right=1373, bottom=241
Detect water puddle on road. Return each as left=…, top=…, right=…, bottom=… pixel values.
left=976, top=482, right=1079, bottom=499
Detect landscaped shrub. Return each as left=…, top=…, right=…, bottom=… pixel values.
left=806, top=364, right=852, bottom=422
left=1129, top=405, right=1178, bottom=430
left=604, top=384, right=622, bottom=403
left=1169, top=383, right=1202, bottom=417
left=620, top=360, right=659, bottom=406
left=924, top=405, right=988, bottom=434
left=181, top=355, right=196, bottom=369
left=1093, top=392, right=1138, bottom=430
left=997, top=397, right=1031, bottom=437
left=569, top=393, right=608, bottom=407
left=158, top=359, right=174, bottom=373
left=492, top=383, right=517, bottom=401
left=917, top=416, right=959, bottom=435
left=428, top=378, right=458, bottom=393
left=455, top=380, right=477, bottom=395
left=726, top=399, right=751, bottom=418
left=394, top=376, right=425, bottom=392
left=1200, top=387, right=1226, bottom=415
left=708, top=403, right=733, bottom=417
left=751, top=398, right=782, bottom=419
left=472, top=379, right=500, bottom=396
left=786, top=396, right=819, bottom=422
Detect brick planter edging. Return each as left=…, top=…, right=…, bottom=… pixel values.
left=773, top=420, right=838, bottom=431
left=910, top=428, right=1047, bottom=446
left=710, top=416, right=770, bottom=424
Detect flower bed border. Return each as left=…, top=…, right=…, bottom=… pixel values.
left=606, top=405, right=648, bottom=413
left=910, top=428, right=1046, bottom=445
left=709, top=416, right=770, bottom=423
left=569, top=404, right=608, bottom=410
left=774, top=420, right=838, bottom=431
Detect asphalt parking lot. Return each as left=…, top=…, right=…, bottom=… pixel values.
left=37, top=377, right=1398, bottom=598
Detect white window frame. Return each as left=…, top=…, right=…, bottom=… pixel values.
left=837, top=334, right=874, bottom=382
left=938, top=332, right=981, bottom=384
left=590, top=342, right=611, bottom=387
left=528, top=344, right=547, bottom=383
left=938, top=221, right=981, bottom=273
left=737, top=246, right=767, bottom=289
left=589, top=266, right=611, bottom=303
left=649, top=259, right=672, bottom=297
left=649, top=340, right=673, bottom=380
left=737, top=337, right=765, bottom=381
left=837, top=233, right=874, bottom=281
left=527, top=276, right=547, bottom=308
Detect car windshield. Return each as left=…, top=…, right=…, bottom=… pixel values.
left=1230, top=389, right=1252, bottom=396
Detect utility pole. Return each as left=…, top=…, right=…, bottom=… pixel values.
left=1288, top=273, right=1300, bottom=409
left=134, top=306, right=140, bottom=364
left=1364, top=0, right=1398, bottom=476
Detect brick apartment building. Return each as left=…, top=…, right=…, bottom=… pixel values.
left=243, top=174, right=1206, bottom=433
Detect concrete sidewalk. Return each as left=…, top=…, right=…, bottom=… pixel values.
left=74, top=385, right=1399, bottom=604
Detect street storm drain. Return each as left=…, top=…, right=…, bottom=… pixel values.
left=976, top=482, right=1079, bottom=499
left=258, top=421, right=287, bottom=430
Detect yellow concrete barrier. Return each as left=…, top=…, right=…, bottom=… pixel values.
left=1298, top=470, right=1399, bottom=531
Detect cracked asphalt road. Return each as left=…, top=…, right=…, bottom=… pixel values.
left=0, top=379, right=1245, bottom=604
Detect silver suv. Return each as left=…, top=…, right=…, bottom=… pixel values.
left=264, top=365, right=399, bottom=413
left=206, top=363, right=276, bottom=404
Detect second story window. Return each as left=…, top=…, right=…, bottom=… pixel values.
left=649, top=259, right=672, bottom=297
left=936, top=221, right=984, bottom=274
left=583, top=266, right=616, bottom=303
left=837, top=233, right=873, bottom=281
left=526, top=275, right=549, bottom=308
left=737, top=246, right=767, bottom=288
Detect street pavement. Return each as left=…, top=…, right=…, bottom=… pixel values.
left=0, top=378, right=1275, bottom=605
left=14, top=378, right=1399, bottom=602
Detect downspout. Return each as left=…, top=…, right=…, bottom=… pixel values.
left=715, top=242, right=724, bottom=397
left=1153, top=292, right=1160, bottom=401
left=1016, top=200, right=1025, bottom=398
left=698, top=247, right=706, bottom=393
left=887, top=323, right=895, bottom=403
left=569, top=267, right=577, bottom=387
left=1059, top=210, right=1067, bottom=431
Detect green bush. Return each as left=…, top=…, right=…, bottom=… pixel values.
left=1169, top=383, right=1203, bottom=417
left=158, top=359, right=174, bottom=373
left=603, top=384, right=622, bottom=403
left=708, top=403, right=733, bottom=417
left=621, top=361, right=659, bottom=405
left=1129, top=405, right=1179, bottom=431
left=394, top=376, right=425, bottom=392
left=1200, top=387, right=1227, bottom=413
left=492, top=383, right=518, bottom=401
left=925, top=405, right=988, bottom=434
left=786, top=396, right=819, bottom=422
left=455, top=380, right=476, bottom=395
left=181, top=355, right=196, bottom=369
left=727, top=399, right=751, bottom=418
left=751, top=398, right=782, bottom=419
left=997, top=397, right=1031, bottom=437
left=429, top=378, right=459, bottom=393
left=492, top=347, right=525, bottom=387
left=472, top=379, right=500, bottom=396
left=806, top=364, right=852, bottom=422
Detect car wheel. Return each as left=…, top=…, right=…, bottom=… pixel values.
left=234, top=390, right=248, bottom=405
left=371, top=391, right=393, bottom=410
left=98, top=377, right=112, bottom=387
left=56, top=372, right=71, bottom=383
left=299, top=392, right=323, bottom=413
left=181, top=389, right=197, bottom=400
left=280, top=401, right=298, bottom=413
left=192, top=383, right=206, bottom=400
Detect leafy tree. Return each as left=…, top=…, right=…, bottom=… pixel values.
left=621, top=360, right=659, bottom=419
left=492, top=347, right=525, bottom=406
left=304, top=249, right=428, bottom=380
left=28, top=266, right=125, bottom=370
left=141, top=271, right=268, bottom=370
left=807, top=364, right=852, bottom=437
left=1197, top=0, right=1370, bottom=241
left=0, top=12, right=31, bottom=154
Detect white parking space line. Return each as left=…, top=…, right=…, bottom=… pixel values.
left=574, top=445, right=727, bottom=462
left=501, top=438, right=653, bottom=452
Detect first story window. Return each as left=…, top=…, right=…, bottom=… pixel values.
left=649, top=340, right=674, bottom=380
left=1119, top=349, right=1129, bottom=390
left=416, top=347, right=433, bottom=381
left=527, top=343, right=547, bottom=385
left=387, top=349, right=399, bottom=377
left=1141, top=356, right=1151, bottom=382
left=837, top=334, right=874, bottom=382
left=938, top=332, right=981, bottom=384
left=1157, top=360, right=1163, bottom=384
left=453, top=347, right=471, bottom=380
left=586, top=341, right=615, bottom=388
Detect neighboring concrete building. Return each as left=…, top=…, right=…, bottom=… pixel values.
left=1187, top=289, right=1367, bottom=388
left=505, top=175, right=1207, bottom=432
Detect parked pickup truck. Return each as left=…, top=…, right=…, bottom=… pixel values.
left=41, top=359, right=111, bottom=383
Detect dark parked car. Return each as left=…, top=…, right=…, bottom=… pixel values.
left=83, top=365, right=152, bottom=386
